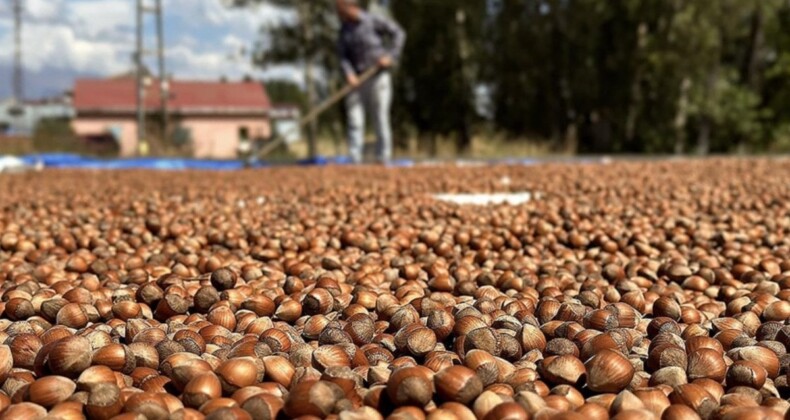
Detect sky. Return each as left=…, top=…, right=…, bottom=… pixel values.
left=0, top=0, right=298, bottom=99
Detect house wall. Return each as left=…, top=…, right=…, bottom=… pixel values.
left=180, top=116, right=270, bottom=159
left=73, top=115, right=271, bottom=159
left=72, top=117, right=137, bottom=156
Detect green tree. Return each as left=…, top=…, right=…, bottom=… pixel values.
left=229, top=0, right=790, bottom=156
left=33, top=118, right=119, bottom=156
left=227, top=0, right=340, bottom=158
left=264, top=80, right=308, bottom=111
left=391, top=0, right=485, bottom=154
left=759, top=1, right=790, bottom=151
left=482, top=0, right=790, bottom=154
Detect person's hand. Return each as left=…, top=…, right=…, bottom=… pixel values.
left=346, top=73, right=360, bottom=87
left=378, top=55, right=393, bottom=69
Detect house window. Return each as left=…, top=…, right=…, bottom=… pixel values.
left=106, top=125, right=123, bottom=144
left=172, top=125, right=192, bottom=147
left=239, top=126, right=249, bottom=141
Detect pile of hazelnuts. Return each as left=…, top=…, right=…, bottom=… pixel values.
left=0, top=159, right=788, bottom=420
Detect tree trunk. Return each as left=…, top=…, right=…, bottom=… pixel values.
left=697, top=117, right=711, bottom=156
left=625, top=22, right=648, bottom=146
left=429, top=133, right=438, bottom=158
left=559, top=77, right=577, bottom=153
left=299, top=3, right=318, bottom=160
left=550, top=5, right=569, bottom=151
left=455, top=8, right=473, bottom=153
left=736, top=4, right=764, bottom=152
left=563, top=121, right=578, bottom=154
left=741, top=5, right=764, bottom=90
left=696, top=68, right=718, bottom=155
left=673, top=77, right=691, bottom=155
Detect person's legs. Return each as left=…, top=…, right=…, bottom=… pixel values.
left=370, top=72, right=393, bottom=164
left=345, top=88, right=365, bottom=164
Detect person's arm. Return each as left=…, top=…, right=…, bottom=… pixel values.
left=372, top=14, right=406, bottom=63
left=338, top=35, right=359, bottom=86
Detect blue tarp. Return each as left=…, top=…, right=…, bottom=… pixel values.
left=20, top=154, right=261, bottom=171
left=17, top=153, right=544, bottom=171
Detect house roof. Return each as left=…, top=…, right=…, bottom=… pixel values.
left=73, top=78, right=272, bottom=115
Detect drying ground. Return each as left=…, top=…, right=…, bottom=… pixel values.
left=0, top=159, right=789, bottom=420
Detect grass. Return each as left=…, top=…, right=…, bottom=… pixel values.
left=0, top=129, right=557, bottom=162
left=0, top=136, right=34, bottom=155
left=286, top=133, right=555, bottom=161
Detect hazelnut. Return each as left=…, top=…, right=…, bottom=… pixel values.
left=77, top=365, right=117, bottom=391
left=216, top=358, right=260, bottom=395
left=434, top=366, right=483, bottom=404
left=7, top=334, right=42, bottom=370
left=633, top=387, right=671, bottom=417
left=240, top=393, right=284, bottom=420
left=482, top=401, right=528, bottom=420
left=26, top=375, right=76, bottom=408
left=210, top=268, right=237, bottom=291
left=0, top=402, right=48, bottom=419
left=540, top=355, right=586, bottom=386
left=686, top=349, right=727, bottom=382
left=46, top=336, right=92, bottom=378
left=183, top=373, right=222, bottom=408
left=584, top=349, right=634, bottom=393
left=92, top=343, right=136, bottom=374
left=728, top=346, right=780, bottom=378
left=86, top=382, right=124, bottom=419
left=472, top=390, right=510, bottom=419
left=386, top=366, right=435, bottom=407
left=262, top=355, right=294, bottom=387
left=726, top=360, right=767, bottom=389
left=668, top=384, right=718, bottom=419
left=464, top=350, right=500, bottom=386
left=395, top=324, right=438, bottom=357
left=283, top=380, right=344, bottom=418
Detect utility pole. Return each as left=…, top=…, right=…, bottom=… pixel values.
left=12, top=0, right=23, bottom=104
left=136, top=0, right=146, bottom=156
left=155, top=0, right=168, bottom=144
left=298, top=2, right=317, bottom=161
left=135, top=0, right=167, bottom=156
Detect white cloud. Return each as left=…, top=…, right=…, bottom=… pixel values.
left=67, top=0, right=133, bottom=39
left=164, top=0, right=295, bottom=32
left=223, top=34, right=245, bottom=49
left=0, top=0, right=299, bottom=97
left=166, top=44, right=300, bottom=85
left=168, top=45, right=229, bottom=78
left=26, top=0, right=65, bottom=21
left=0, top=22, right=131, bottom=75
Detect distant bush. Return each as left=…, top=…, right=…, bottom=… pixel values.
left=32, top=118, right=119, bottom=156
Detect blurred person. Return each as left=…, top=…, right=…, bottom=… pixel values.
left=336, top=0, right=405, bottom=164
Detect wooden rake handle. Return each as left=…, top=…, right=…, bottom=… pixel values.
left=252, top=66, right=382, bottom=160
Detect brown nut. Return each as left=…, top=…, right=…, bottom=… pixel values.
left=540, top=354, right=586, bottom=386
left=726, top=360, right=767, bottom=389
left=584, top=349, right=634, bottom=393
left=386, top=366, right=435, bottom=407
left=433, top=365, right=483, bottom=404
left=26, top=375, right=76, bottom=408
left=283, top=380, right=345, bottom=418
left=183, top=373, right=222, bottom=409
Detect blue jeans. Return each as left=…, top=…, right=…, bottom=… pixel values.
left=345, top=71, right=392, bottom=164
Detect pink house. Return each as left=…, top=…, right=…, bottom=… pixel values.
left=71, top=78, right=272, bottom=158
